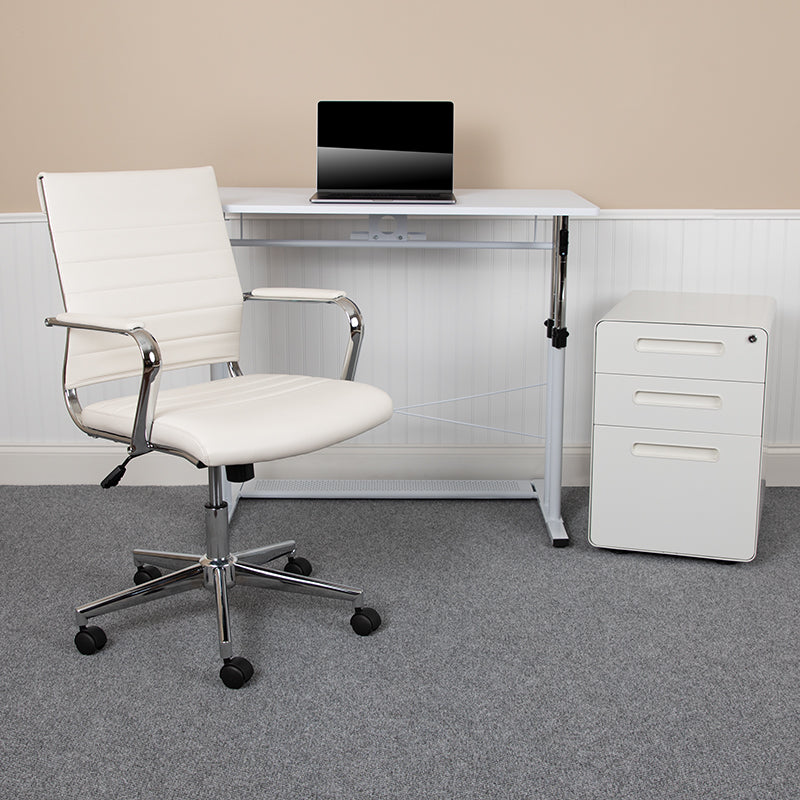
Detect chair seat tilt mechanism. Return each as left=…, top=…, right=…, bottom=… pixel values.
left=40, top=166, right=393, bottom=688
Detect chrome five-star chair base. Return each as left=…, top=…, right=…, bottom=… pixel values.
left=74, top=466, right=381, bottom=689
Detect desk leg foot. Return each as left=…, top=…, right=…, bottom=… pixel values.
left=532, top=484, right=571, bottom=547
left=544, top=515, right=571, bottom=548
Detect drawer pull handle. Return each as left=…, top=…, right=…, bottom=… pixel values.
left=631, top=443, right=720, bottom=462
left=635, top=338, right=725, bottom=357
left=633, top=390, right=722, bottom=410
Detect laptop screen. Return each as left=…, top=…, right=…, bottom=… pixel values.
left=316, top=101, right=454, bottom=193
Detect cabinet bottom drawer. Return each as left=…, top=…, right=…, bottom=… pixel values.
left=589, top=425, right=764, bottom=561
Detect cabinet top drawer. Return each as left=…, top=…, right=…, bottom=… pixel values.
left=595, top=320, right=769, bottom=382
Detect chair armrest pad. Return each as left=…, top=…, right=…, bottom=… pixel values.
left=245, top=287, right=346, bottom=303
left=46, top=312, right=145, bottom=333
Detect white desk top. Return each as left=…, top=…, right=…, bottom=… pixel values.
left=219, top=187, right=598, bottom=218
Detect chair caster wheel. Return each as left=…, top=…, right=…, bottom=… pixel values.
left=350, top=607, right=381, bottom=636
left=75, top=625, right=107, bottom=655
left=284, top=556, right=313, bottom=576
left=134, top=564, right=161, bottom=584
left=220, top=656, right=254, bottom=689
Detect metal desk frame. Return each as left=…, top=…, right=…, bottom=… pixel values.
left=219, top=188, right=598, bottom=547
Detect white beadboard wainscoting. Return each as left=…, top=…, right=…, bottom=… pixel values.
left=2, top=209, right=799, bottom=486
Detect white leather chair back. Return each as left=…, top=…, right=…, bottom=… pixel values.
left=39, top=167, right=243, bottom=389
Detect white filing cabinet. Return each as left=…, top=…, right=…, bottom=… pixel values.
left=589, top=291, right=775, bottom=561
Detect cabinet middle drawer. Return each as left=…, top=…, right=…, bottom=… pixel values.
left=593, top=373, right=765, bottom=435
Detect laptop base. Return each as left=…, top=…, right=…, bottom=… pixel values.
left=310, top=192, right=456, bottom=204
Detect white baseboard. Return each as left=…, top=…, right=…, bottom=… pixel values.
left=761, top=445, right=800, bottom=487
left=2, top=442, right=799, bottom=487
left=0, top=444, right=206, bottom=486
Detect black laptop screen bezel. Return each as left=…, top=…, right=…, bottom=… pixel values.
left=316, top=101, right=454, bottom=194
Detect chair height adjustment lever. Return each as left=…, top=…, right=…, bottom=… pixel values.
left=101, top=456, right=134, bottom=489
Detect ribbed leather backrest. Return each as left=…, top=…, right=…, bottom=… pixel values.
left=39, top=166, right=243, bottom=388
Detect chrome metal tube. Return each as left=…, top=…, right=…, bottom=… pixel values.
left=75, top=563, right=205, bottom=626
left=242, top=293, right=365, bottom=381
left=127, top=328, right=162, bottom=454
left=235, top=561, right=363, bottom=604
left=132, top=549, right=203, bottom=571
left=208, top=466, right=226, bottom=509
left=233, top=540, right=296, bottom=566
left=333, top=296, right=364, bottom=380
left=205, top=516, right=229, bottom=565
left=226, top=361, right=244, bottom=378
left=44, top=317, right=163, bottom=457
left=212, top=566, right=234, bottom=660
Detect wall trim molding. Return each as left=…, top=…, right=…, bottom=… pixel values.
left=0, top=443, right=206, bottom=486
left=594, top=209, right=800, bottom=220
left=0, top=212, right=46, bottom=224
left=2, top=443, right=798, bottom=487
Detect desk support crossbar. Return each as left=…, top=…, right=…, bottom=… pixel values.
left=230, top=239, right=553, bottom=250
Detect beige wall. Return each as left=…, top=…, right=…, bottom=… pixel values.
left=3, top=0, right=800, bottom=212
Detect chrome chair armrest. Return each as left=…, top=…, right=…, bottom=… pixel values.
left=243, top=288, right=364, bottom=381
left=45, top=313, right=162, bottom=456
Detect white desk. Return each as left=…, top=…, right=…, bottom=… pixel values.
left=221, top=187, right=595, bottom=219
left=219, top=187, right=598, bottom=547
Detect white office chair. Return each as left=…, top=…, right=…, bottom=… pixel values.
left=39, top=166, right=393, bottom=688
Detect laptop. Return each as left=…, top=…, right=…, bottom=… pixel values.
left=310, top=100, right=456, bottom=204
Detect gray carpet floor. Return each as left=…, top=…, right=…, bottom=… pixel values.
left=1, top=484, right=799, bottom=799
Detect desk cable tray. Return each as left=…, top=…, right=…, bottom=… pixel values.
left=229, top=213, right=553, bottom=250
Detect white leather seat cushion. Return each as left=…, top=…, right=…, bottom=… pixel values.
left=81, top=375, right=393, bottom=467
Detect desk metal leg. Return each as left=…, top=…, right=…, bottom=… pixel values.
left=540, top=344, right=569, bottom=545
left=537, top=215, right=570, bottom=547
